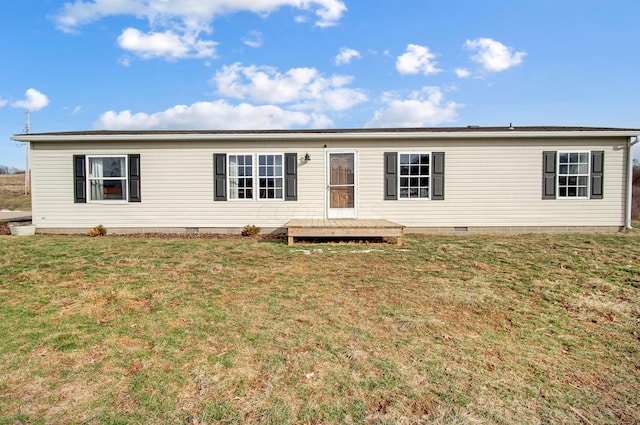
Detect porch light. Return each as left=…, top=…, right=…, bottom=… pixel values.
left=304, top=153, right=311, bottom=161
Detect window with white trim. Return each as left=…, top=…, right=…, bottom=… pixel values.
left=258, top=154, right=284, bottom=200
left=88, top=156, right=127, bottom=201
left=228, top=154, right=253, bottom=199
left=214, top=153, right=296, bottom=202
left=399, top=153, right=430, bottom=199
left=558, top=152, right=589, bottom=198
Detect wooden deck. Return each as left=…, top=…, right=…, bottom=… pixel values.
left=285, top=219, right=404, bottom=246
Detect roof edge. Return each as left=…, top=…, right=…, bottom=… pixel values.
left=11, top=126, right=640, bottom=142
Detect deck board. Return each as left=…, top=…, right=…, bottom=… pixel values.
left=286, top=219, right=404, bottom=246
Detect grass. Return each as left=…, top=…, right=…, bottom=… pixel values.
left=0, top=174, right=31, bottom=211
left=0, top=231, right=639, bottom=424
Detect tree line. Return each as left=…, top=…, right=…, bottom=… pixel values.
left=0, top=165, right=25, bottom=174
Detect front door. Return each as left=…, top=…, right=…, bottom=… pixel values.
left=327, top=151, right=357, bottom=218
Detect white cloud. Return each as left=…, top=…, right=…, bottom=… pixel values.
left=0, top=98, right=7, bottom=108
left=335, top=47, right=361, bottom=65
left=365, top=87, right=460, bottom=128
left=212, top=63, right=367, bottom=112
left=396, top=44, right=440, bottom=75
left=54, top=1, right=346, bottom=60
left=465, top=38, right=526, bottom=72
left=118, top=55, right=132, bottom=67
left=53, top=0, right=139, bottom=32
left=11, top=88, right=50, bottom=111
left=312, top=0, right=347, bottom=27
left=243, top=31, right=263, bottom=48
left=94, top=100, right=333, bottom=130
left=54, top=0, right=347, bottom=32
left=63, top=105, right=83, bottom=115
left=455, top=68, right=471, bottom=78
left=117, top=27, right=217, bottom=60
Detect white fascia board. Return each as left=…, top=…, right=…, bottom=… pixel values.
left=10, top=130, right=640, bottom=143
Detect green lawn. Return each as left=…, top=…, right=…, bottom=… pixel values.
left=0, top=192, right=31, bottom=211
left=1, top=232, right=639, bottom=424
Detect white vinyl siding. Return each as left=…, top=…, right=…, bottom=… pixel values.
left=28, top=136, right=627, bottom=231
left=357, top=140, right=625, bottom=228
left=30, top=142, right=323, bottom=230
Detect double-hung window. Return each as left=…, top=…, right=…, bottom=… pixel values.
left=258, top=154, right=284, bottom=200
left=73, top=154, right=141, bottom=203
left=384, top=151, right=444, bottom=201
left=557, top=152, right=589, bottom=198
left=214, top=153, right=297, bottom=202
left=227, top=154, right=285, bottom=200
left=542, top=150, right=603, bottom=200
left=228, top=154, right=253, bottom=200
left=88, top=156, right=127, bottom=201
left=399, top=153, right=431, bottom=199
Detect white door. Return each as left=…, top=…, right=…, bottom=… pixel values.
left=327, top=151, right=357, bottom=218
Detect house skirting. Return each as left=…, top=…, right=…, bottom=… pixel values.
left=406, top=225, right=624, bottom=234
left=32, top=225, right=625, bottom=236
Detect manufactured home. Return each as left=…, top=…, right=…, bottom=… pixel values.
left=11, top=126, right=639, bottom=240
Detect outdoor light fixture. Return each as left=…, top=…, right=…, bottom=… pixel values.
left=304, top=153, right=311, bottom=161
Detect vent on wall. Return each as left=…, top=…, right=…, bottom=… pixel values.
left=186, top=227, right=199, bottom=234
left=454, top=227, right=468, bottom=233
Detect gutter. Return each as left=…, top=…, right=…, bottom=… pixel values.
left=626, top=136, right=639, bottom=230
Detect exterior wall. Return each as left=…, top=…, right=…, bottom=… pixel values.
left=30, top=136, right=628, bottom=233
left=359, top=138, right=626, bottom=228
left=31, top=141, right=325, bottom=230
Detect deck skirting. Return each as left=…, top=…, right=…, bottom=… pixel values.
left=286, top=219, right=404, bottom=246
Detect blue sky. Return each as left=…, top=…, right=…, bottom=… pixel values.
left=2, top=0, right=640, bottom=168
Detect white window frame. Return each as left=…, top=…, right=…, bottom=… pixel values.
left=398, top=152, right=431, bottom=200
left=557, top=151, right=590, bottom=199
left=257, top=153, right=285, bottom=201
left=227, top=153, right=286, bottom=201
left=86, top=155, right=128, bottom=203
left=227, top=153, right=254, bottom=201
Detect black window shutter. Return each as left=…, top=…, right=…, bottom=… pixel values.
left=384, top=152, right=398, bottom=200
left=542, top=151, right=557, bottom=199
left=214, top=154, right=227, bottom=201
left=590, top=151, right=604, bottom=199
left=128, top=154, right=141, bottom=202
left=73, top=155, right=86, bottom=203
left=284, top=153, right=297, bottom=201
left=431, top=152, right=445, bottom=200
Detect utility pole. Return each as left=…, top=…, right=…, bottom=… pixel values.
left=24, top=111, right=31, bottom=195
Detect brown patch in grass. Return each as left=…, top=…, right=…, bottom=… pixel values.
left=0, top=174, right=31, bottom=211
